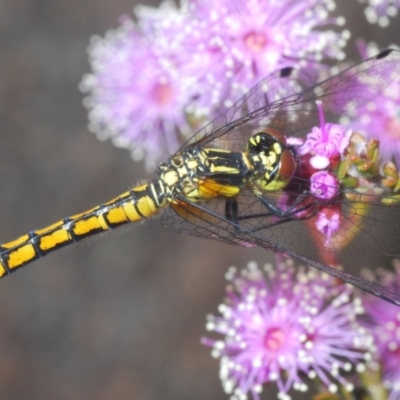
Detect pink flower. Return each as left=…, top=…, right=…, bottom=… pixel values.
left=81, top=0, right=349, bottom=164
left=310, top=171, right=340, bottom=201
left=299, top=101, right=350, bottom=168
left=202, top=260, right=371, bottom=399
left=80, top=18, right=192, bottom=165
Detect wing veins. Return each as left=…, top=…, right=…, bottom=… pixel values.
left=172, top=198, right=400, bottom=305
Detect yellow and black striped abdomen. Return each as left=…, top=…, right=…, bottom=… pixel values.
left=0, top=182, right=163, bottom=278
left=0, top=146, right=249, bottom=279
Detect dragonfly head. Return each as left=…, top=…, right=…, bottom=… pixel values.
left=247, top=128, right=296, bottom=191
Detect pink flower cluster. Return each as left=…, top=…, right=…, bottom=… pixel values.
left=81, top=0, right=348, bottom=165
left=293, top=101, right=351, bottom=243
left=202, top=260, right=372, bottom=400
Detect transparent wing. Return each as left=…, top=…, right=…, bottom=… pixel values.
left=161, top=181, right=400, bottom=259
left=160, top=188, right=400, bottom=305
left=177, top=49, right=400, bottom=154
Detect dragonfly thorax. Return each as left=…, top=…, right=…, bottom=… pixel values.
left=157, top=144, right=251, bottom=203
left=157, top=151, right=200, bottom=197
left=247, top=129, right=296, bottom=191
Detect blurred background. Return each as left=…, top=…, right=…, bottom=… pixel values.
left=0, top=1, right=399, bottom=399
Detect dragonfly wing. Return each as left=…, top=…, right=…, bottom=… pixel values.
left=177, top=67, right=309, bottom=152
left=235, top=181, right=400, bottom=260
left=161, top=177, right=400, bottom=260
left=161, top=196, right=400, bottom=305
left=248, top=233, right=400, bottom=306
left=178, top=49, right=400, bottom=153
left=160, top=197, right=251, bottom=246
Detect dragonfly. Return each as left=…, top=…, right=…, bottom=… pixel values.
left=2, top=48, right=400, bottom=304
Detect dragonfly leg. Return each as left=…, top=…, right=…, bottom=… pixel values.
left=225, top=198, right=242, bottom=233
left=224, top=195, right=317, bottom=235
left=258, top=191, right=316, bottom=218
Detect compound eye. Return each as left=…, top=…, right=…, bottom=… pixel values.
left=278, top=146, right=296, bottom=182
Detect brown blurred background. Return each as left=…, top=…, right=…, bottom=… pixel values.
left=0, top=1, right=399, bottom=399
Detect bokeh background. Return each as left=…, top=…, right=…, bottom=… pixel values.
left=0, top=1, right=399, bottom=399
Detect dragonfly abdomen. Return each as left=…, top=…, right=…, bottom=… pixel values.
left=0, top=182, right=164, bottom=277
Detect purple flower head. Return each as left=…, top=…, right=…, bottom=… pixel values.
left=310, top=171, right=340, bottom=200
left=362, top=261, right=400, bottom=399
left=202, top=260, right=372, bottom=399
left=174, top=0, right=349, bottom=115
left=81, top=0, right=350, bottom=164
left=299, top=101, right=350, bottom=168
left=358, top=0, right=400, bottom=27
left=80, top=17, right=193, bottom=166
